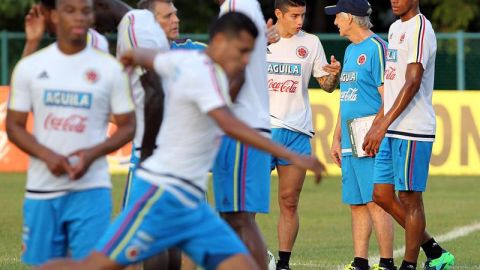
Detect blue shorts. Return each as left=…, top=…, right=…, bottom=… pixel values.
left=271, top=128, right=312, bottom=169
left=212, top=135, right=271, bottom=213
left=96, top=177, right=247, bottom=270
left=342, top=156, right=375, bottom=205
left=22, top=188, right=112, bottom=266
left=122, top=146, right=140, bottom=208
left=374, top=137, right=433, bottom=192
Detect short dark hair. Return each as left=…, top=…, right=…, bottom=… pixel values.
left=209, top=12, right=258, bottom=42
left=137, top=0, right=173, bottom=10
left=274, top=0, right=306, bottom=12
left=40, top=0, right=56, bottom=9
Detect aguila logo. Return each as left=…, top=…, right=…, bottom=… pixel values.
left=357, top=54, right=367, bottom=65
left=85, top=69, right=99, bottom=84
left=296, top=46, right=308, bottom=59
left=268, top=79, right=299, bottom=93
left=44, top=113, right=87, bottom=133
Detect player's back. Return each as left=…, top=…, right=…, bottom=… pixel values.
left=87, top=28, right=109, bottom=53
left=220, top=0, right=269, bottom=133
left=9, top=44, right=133, bottom=196
left=138, top=51, right=230, bottom=192
left=116, top=9, right=169, bottom=148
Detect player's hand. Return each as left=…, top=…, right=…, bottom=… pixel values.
left=120, top=50, right=136, bottom=69
left=44, top=151, right=72, bottom=177
left=291, top=154, right=327, bottom=184
left=68, top=148, right=97, bottom=180
left=362, top=119, right=388, bottom=156
left=330, top=137, right=342, bottom=168
left=323, top=55, right=342, bottom=77
left=266, top=18, right=280, bottom=44
left=25, top=4, right=45, bottom=43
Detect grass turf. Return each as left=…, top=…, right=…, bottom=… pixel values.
left=0, top=174, right=478, bottom=269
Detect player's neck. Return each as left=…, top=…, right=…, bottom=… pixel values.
left=276, top=23, right=296, bottom=39
left=56, top=40, right=87, bottom=55
left=348, top=29, right=374, bottom=44
left=400, top=7, right=420, bottom=22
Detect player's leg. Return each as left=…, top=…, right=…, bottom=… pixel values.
left=276, top=164, right=305, bottom=265
left=398, top=191, right=425, bottom=265
left=181, top=253, right=197, bottom=270
left=366, top=202, right=394, bottom=268
left=342, top=156, right=372, bottom=270
left=221, top=212, right=268, bottom=270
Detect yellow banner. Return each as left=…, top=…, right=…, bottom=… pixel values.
left=309, top=90, right=480, bottom=175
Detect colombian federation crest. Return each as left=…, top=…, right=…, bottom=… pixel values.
left=357, top=54, right=367, bottom=65
left=296, top=46, right=308, bottom=59
left=125, top=245, right=140, bottom=261
left=85, top=69, right=99, bottom=84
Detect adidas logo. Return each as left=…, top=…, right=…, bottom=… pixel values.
left=37, top=71, right=49, bottom=79
left=267, top=47, right=272, bottom=54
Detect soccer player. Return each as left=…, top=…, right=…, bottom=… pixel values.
left=325, top=1, right=395, bottom=269
left=212, top=1, right=293, bottom=269
left=362, top=0, right=455, bottom=269
left=267, top=1, right=340, bottom=269
left=22, top=0, right=109, bottom=57
left=37, top=11, right=325, bottom=270
left=6, top=0, right=136, bottom=266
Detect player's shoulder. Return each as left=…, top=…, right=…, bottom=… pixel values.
left=297, top=30, right=322, bottom=45
left=88, top=47, right=123, bottom=70
left=120, top=9, right=155, bottom=29
left=17, top=44, right=55, bottom=71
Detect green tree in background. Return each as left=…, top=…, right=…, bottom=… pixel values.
left=424, top=0, right=480, bottom=32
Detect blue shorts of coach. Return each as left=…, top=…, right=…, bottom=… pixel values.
left=342, top=155, right=376, bottom=205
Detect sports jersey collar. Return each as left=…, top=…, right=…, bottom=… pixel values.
left=53, top=42, right=90, bottom=58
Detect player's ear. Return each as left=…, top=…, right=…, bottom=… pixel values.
left=274, top=8, right=283, bottom=20
left=51, top=9, right=59, bottom=25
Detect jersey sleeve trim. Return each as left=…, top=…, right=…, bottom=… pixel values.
left=370, top=36, right=387, bottom=84
left=412, top=14, right=426, bottom=63
left=228, top=0, right=236, bottom=11
left=127, top=14, right=139, bottom=48
left=207, top=63, right=227, bottom=105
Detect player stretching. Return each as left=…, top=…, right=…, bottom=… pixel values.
left=6, top=0, right=135, bottom=266
left=325, top=0, right=395, bottom=269
left=37, top=12, right=325, bottom=270
left=363, top=0, right=455, bottom=269
left=267, top=1, right=340, bottom=269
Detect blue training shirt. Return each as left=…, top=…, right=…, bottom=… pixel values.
left=171, top=38, right=207, bottom=50
left=339, top=34, right=387, bottom=156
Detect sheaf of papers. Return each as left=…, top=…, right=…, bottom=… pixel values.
left=347, top=115, right=376, bottom=158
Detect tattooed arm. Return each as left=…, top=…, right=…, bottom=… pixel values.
left=316, top=55, right=341, bottom=93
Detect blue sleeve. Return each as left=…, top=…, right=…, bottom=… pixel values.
left=369, top=37, right=387, bottom=87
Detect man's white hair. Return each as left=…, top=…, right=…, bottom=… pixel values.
left=340, top=12, right=373, bottom=29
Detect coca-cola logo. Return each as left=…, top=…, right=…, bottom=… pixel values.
left=44, top=113, right=88, bottom=133
left=268, top=79, right=299, bottom=93
left=385, top=66, right=396, bottom=80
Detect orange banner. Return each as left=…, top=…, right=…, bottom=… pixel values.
left=0, top=86, right=132, bottom=173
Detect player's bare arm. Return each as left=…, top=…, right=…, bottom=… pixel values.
left=363, top=63, right=424, bottom=155
left=330, top=110, right=342, bottom=168
left=120, top=48, right=163, bottom=71
left=208, top=106, right=326, bottom=183
left=22, top=4, right=46, bottom=58
left=6, top=110, right=72, bottom=177
left=317, top=55, right=341, bottom=93
left=69, top=112, right=135, bottom=180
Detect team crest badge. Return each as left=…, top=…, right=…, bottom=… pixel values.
left=400, top=33, right=406, bottom=44
left=85, top=69, right=99, bottom=84
left=125, top=246, right=140, bottom=261
left=357, top=54, right=367, bottom=65
left=296, top=46, right=308, bottom=59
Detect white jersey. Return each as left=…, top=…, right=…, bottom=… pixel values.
left=117, top=9, right=169, bottom=147
left=384, top=14, right=437, bottom=141
left=219, top=0, right=270, bottom=134
left=87, top=28, right=109, bottom=53
left=267, top=31, right=329, bottom=136
left=9, top=44, right=134, bottom=199
left=137, top=51, right=230, bottom=194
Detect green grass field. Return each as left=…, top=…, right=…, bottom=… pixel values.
left=0, top=174, right=479, bottom=270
